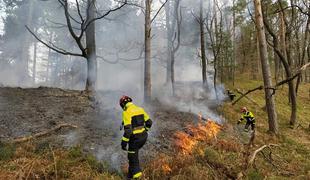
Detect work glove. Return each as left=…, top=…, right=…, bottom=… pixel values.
left=121, top=141, right=128, bottom=151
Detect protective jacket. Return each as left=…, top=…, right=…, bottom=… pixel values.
left=238, top=111, right=256, bottom=131
left=122, top=102, right=152, bottom=142
left=121, top=102, right=152, bottom=179
left=239, top=111, right=255, bottom=122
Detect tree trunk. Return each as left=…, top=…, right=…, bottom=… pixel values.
left=254, top=0, right=278, bottom=134
left=288, top=80, right=297, bottom=126
left=144, top=0, right=152, bottom=102
left=165, top=0, right=172, bottom=85
left=296, top=16, right=310, bottom=92
left=33, top=41, right=37, bottom=84
left=85, top=0, right=97, bottom=93
left=200, top=0, right=207, bottom=88
left=274, top=50, right=280, bottom=82
left=20, top=0, right=34, bottom=85
left=241, top=33, right=247, bottom=73
left=232, top=0, right=236, bottom=86
left=171, top=52, right=175, bottom=95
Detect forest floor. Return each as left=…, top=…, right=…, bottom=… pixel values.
left=0, top=74, right=309, bottom=180
left=0, top=86, right=201, bottom=179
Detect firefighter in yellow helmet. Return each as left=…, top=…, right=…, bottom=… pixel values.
left=119, top=96, right=152, bottom=179
left=237, top=107, right=255, bottom=132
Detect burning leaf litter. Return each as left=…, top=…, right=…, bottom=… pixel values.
left=174, top=119, right=222, bottom=155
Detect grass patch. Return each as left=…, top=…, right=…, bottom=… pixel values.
left=204, top=147, right=221, bottom=164
left=0, top=143, right=122, bottom=180
left=223, top=73, right=310, bottom=179
left=0, top=143, right=15, bottom=161
left=247, top=168, right=264, bottom=180
left=86, top=154, right=105, bottom=173
left=68, top=145, right=83, bottom=159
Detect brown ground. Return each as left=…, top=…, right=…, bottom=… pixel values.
left=0, top=87, right=200, bottom=172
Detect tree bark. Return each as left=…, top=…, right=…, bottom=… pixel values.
left=85, top=0, right=97, bottom=93
left=165, top=0, right=180, bottom=96
left=144, top=0, right=152, bottom=102
left=254, top=0, right=278, bottom=134
left=200, top=0, right=207, bottom=88
left=165, top=0, right=172, bottom=84
left=296, top=15, right=310, bottom=93
left=232, top=0, right=236, bottom=87
left=20, top=0, right=34, bottom=85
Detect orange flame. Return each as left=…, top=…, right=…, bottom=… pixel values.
left=174, top=131, right=197, bottom=155
left=174, top=119, right=221, bottom=155
left=162, top=163, right=172, bottom=174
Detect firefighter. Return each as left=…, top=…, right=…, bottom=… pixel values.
left=226, top=89, right=236, bottom=101
left=119, top=95, right=152, bottom=179
left=237, top=107, right=255, bottom=132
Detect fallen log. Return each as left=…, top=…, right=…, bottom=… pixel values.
left=12, top=123, right=78, bottom=143
left=232, top=62, right=310, bottom=106
left=237, top=144, right=279, bottom=179
left=235, top=89, right=260, bottom=106
left=232, top=86, right=263, bottom=105
left=247, top=144, right=279, bottom=168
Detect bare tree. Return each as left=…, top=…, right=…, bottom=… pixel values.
left=262, top=0, right=307, bottom=126
left=253, top=0, right=278, bottom=134
left=143, top=0, right=168, bottom=102
left=204, top=0, right=224, bottom=98
left=26, top=0, right=128, bottom=93
left=19, top=0, right=35, bottom=84
left=144, top=0, right=152, bottom=102
left=200, top=0, right=207, bottom=88
left=164, top=0, right=181, bottom=95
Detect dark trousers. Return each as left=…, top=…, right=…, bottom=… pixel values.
left=245, top=120, right=255, bottom=130
left=127, top=132, right=148, bottom=178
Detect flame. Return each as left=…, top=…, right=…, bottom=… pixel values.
left=149, top=155, right=172, bottom=175
left=174, top=119, right=221, bottom=155
left=162, top=163, right=172, bottom=174
left=174, top=131, right=197, bottom=155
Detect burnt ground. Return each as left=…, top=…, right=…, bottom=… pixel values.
left=0, top=87, right=201, bottom=172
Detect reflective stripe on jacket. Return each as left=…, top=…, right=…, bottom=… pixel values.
left=122, top=102, right=152, bottom=142
left=239, top=111, right=255, bottom=123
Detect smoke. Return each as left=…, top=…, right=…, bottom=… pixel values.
left=0, top=0, right=230, bottom=173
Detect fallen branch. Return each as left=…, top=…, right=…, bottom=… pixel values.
left=232, top=62, right=310, bottom=105
left=235, top=89, right=260, bottom=106
left=12, top=123, right=78, bottom=143
left=237, top=144, right=279, bottom=179
left=232, top=86, right=263, bottom=105
left=247, top=144, right=279, bottom=168
left=261, top=150, right=277, bottom=168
